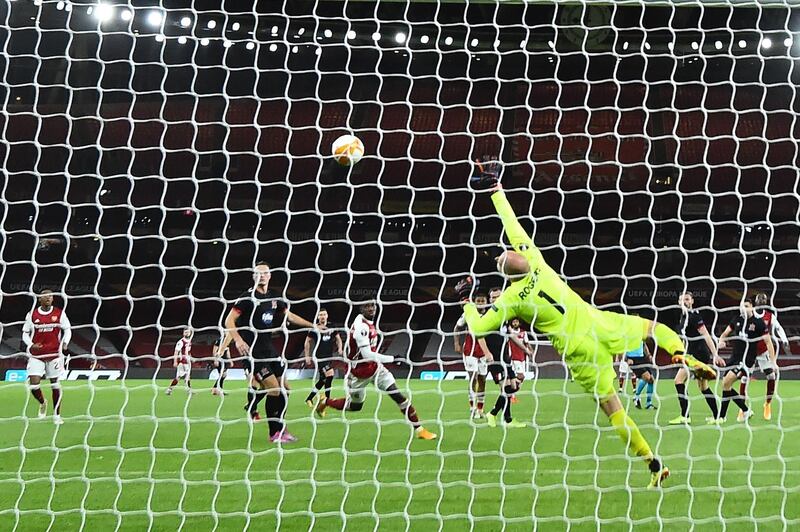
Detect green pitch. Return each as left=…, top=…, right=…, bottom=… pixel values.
left=1, top=378, right=799, bottom=531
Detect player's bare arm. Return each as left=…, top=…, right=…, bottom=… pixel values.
left=717, top=325, right=734, bottom=351
left=334, top=333, right=343, bottom=356
left=304, top=335, right=314, bottom=366
left=476, top=337, right=494, bottom=363
left=700, top=325, right=725, bottom=366
left=764, top=333, right=777, bottom=362
left=287, top=311, right=314, bottom=329
left=224, top=308, right=250, bottom=355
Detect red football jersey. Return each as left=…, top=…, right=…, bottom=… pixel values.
left=508, top=328, right=528, bottom=362
left=756, top=309, right=774, bottom=355
left=174, top=338, right=191, bottom=365
left=26, top=307, right=68, bottom=359
left=347, top=314, right=379, bottom=379
left=458, top=314, right=484, bottom=358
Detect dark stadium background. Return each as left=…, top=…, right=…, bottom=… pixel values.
left=1, top=1, right=798, bottom=369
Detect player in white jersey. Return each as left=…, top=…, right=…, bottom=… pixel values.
left=166, top=327, right=193, bottom=395
left=316, top=302, right=437, bottom=440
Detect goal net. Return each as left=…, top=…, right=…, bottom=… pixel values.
left=2, top=0, right=799, bottom=529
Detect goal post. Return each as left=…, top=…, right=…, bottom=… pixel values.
left=1, top=0, right=799, bottom=530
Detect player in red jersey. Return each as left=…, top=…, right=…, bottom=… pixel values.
left=505, top=317, right=533, bottom=404
left=166, top=327, right=193, bottom=395
left=454, top=293, right=490, bottom=419
left=316, top=301, right=437, bottom=440
left=22, top=290, right=71, bottom=425
left=743, top=293, right=790, bottom=420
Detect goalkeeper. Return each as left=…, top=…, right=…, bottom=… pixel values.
left=458, top=176, right=716, bottom=488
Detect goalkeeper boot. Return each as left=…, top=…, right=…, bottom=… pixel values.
left=737, top=409, right=746, bottom=422
left=416, top=427, right=438, bottom=440
left=672, top=354, right=716, bottom=381
left=645, top=403, right=657, bottom=410
left=53, top=415, right=64, bottom=426
left=485, top=412, right=497, bottom=428
left=668, top=415, right=691, bottom=425
left=504, top=420, right=526, bottom=429
left=38, top=401, right=47, bottom=419
left=306, top=398, right=315, bottom=410
left=647, top=461, right=670, bottom=489
left=764, top=402, right=772, bottom=421
left=634, top=397, right=642, bottom=409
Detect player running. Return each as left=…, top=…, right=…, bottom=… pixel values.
left=211, top=333, right=231, bottom=396
left=22, top=290, right=70, bottom=425
left=316, top=302, right=437, bottom=440
left=748, top=292, right=790, bottom=420
left=166, top=327, right=193, bottom=395
left=454, top=294, right=489, bottom=418
left=222, top=261, right=315, bottom=444
left=669, top=292, right=725, bottom=425
left=717, top=299, right=775, bottom=423
left=457, top=178, right=716, bottom=488
left=304, top=308, right=343, bottom=411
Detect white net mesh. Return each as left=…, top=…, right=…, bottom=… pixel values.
left=1, top=0, right=800, bottom=529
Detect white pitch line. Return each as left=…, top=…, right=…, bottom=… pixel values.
left=0, top=469, right=796, bottom=477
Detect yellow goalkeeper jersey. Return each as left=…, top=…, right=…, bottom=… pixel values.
left=463, top=190, right=644, bottom=359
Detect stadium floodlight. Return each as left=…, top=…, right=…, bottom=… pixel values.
left=180, top=16, right=191, bottom=28
left=324, top=29, right=333, bottom=38
left=207, top=20, right=217, bottom=30
left=784, top=37, right=792, bottom=47
left=623, top=41, right=629, bottom=50
left=177, top=36, right=187, bottom=44
left=470, top=38, right=478, bottom=47
left=738, top=39, right=747, bottom=48
left=347, top=30, right=356, bottom=40
left=372, top=32, right=381, bottom=41
left=94, top=3, right=114, bottom=22
left=223, top=40, right=232, bottom=48
left=444, top=36, right=453, bottom=45
left=762, top=37, right=772, bottom=49
left=420, top=35, right=429, bottom=44
left=56, top=1, right=65, bottom=10
left=691, top=41, right=699, bottom=50
left=146, top=11, right=163, bottom=27
left=269, top=43, right=278, bottom=52
left=715, top=41, right=723, bottom=50
left=231, top=22, right=240, bottom=31
left=292, top=45, right=299, bottom=53
left=395, top=32, right=407, bottom=44
left=155, top=34, right=165, bottom=42
left=246, top=41, right=256, bottom=50
left=200, top=38, right=209, bottom=46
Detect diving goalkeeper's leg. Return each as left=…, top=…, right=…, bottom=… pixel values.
left=600, top=394, right=669, bottom=488
left=648, top=321, right=716, bottom=381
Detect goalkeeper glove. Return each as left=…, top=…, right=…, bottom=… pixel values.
left=455, top=276, right=479, bottom=301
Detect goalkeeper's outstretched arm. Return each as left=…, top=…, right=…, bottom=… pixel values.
left=490, top=189, right=543, bottom=269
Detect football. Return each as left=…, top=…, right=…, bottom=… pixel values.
left=332, top=134, right=364, bottom=166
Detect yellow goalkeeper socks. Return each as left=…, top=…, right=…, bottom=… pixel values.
left=609, top=409, right=653, bottom=460
left=652, top=322, right=686, bottom=356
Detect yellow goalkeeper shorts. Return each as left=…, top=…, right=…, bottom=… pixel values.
left=565, top=310, right=648, bottom=399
